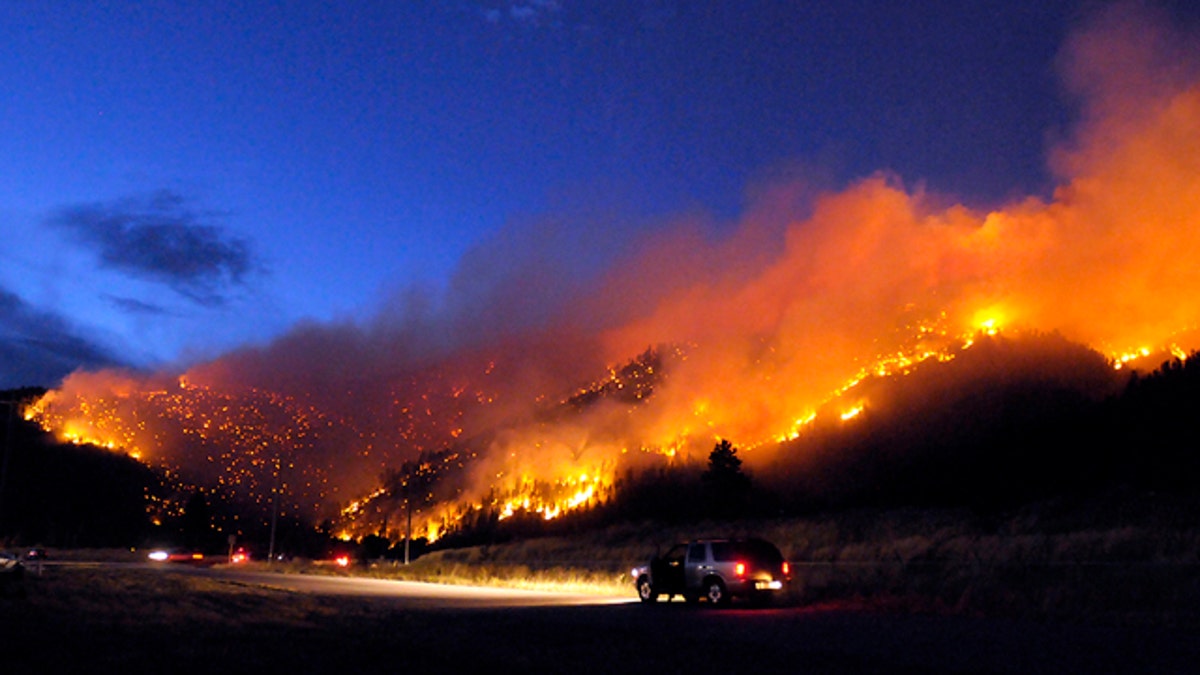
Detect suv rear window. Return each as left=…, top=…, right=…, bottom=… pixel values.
left=742, top=539, right=785, bottom=566
left=708, top=539, right=785, bottom=565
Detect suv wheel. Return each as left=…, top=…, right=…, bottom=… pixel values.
left=704, top=578, right=728, bottom=606
left=637, top=577, right=658, bottom=603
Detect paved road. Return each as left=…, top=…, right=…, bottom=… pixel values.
left=169, top=566, right=1198, bottom=674
left=191, top=565, right=634, bottom=609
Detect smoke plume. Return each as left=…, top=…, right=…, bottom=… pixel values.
left=29, top=4, right=1200, bottom=530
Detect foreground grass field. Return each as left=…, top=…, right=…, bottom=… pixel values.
left=7, top=492, right=1199, bottom=651
left=316, top=496, right=1200, bottom=625
left=1, top=566, right=398, bottom=670
left=6, top=561, right=1200, bottom=674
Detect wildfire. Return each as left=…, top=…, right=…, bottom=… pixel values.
left=777, top=413, right=816, bottom=442
left=1113, top=348, right=1152, bottom=370
left=26, top=372, right=336, bottom=522
left=23, top=7, right=1200, bottom=547
left=491, top=471, right=608, bottom=522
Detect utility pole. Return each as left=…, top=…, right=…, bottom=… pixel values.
left=0, top=399, right=14, bottom=537
left=404, top=495, right=412, bottom=565
left=267, top=456, right=281, bottom=564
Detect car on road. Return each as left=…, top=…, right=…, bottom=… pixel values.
left=147, top=549, right=208, bottom=564
left=632, top=537, right=790, bottom=606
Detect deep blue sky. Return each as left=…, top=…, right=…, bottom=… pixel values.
left=2, top=1, right=1193, bottom=387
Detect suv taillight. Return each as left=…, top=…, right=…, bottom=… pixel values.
left=735, top=562, right=746, bottom=577
left=782, top=561, right=790, bottom=576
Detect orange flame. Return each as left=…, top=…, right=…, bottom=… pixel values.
left=26, top=7, right=1200, bottom=539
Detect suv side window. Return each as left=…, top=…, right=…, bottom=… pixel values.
left=686, top=543, right=708, bottom=563
left=710, top=542, right=735, bottom=562
left=662, top=544, right=686, bottom=564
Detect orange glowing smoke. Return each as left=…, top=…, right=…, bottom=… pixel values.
left=27, top=5, right=1200, bottom=534
left=592, top=4, right=1200, bottom=449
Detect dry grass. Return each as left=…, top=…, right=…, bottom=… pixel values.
left=1, top=562, right=422, bottom=667
left=7, top=566, right=352, bottom=629
left=14, top=496, right=1200, bottom=627
left=320, top=501, right=1200, bottom=624
left=4, top=551, right=1194, bottom=673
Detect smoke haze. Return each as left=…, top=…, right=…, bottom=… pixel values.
left=29, top=4, right=1200, bottom=526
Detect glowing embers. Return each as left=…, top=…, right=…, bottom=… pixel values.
left=492, top=470, right=612, bottom=522
left=776, top=412, right=817, bottom=442
left=340, top=487, right=387, bottom=518
left=1109, top=342, right=1191, bottom=371
left=769, top=312, right=973, bottom=443
left=28, top=392, right=141, bottom=455
left=562, top=346, right=674, bottom=409
left=1113, top=347, right=1153, bottom=370
left=333, top=466, right=615, bottom=546
left=26, top=373, right=333, bottom=518
left=765, top=308, right=1035, bottom=445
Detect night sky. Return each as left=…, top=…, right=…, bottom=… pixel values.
left=3, top=1, right=1198, bottom=388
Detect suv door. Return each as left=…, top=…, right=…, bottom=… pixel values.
left=652, top=544, right=687, bottom=594
left=685, top=542, right=710, bottom=589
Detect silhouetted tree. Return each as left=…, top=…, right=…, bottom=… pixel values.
left=180, top=491, right=211, bottom=549
left=359, top=533, right=390, bottom=561
left=703, top=439, right=751, bottom=517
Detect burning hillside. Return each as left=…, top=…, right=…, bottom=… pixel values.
left=24, top=6, right=1200, bottom=540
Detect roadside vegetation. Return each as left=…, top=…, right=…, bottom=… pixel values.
left=11, top=495, right=1200, bottom=629
left=258, top=491, right=1200, bottom=625
left=0, top=565, right=471, bottom=671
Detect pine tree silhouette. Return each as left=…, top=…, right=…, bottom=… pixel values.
left=702, top=439, right=751, bottom=516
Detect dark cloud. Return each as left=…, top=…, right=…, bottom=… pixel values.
left=105, top=295, right=174, bottom=317
left=48, top=190, right=261, bottom=307
left=0, top=287, right=123, bottom=388
left=477, top=0, right=560, bottom=24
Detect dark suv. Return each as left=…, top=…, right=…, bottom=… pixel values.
left=632, top=538, right=790, bottom=606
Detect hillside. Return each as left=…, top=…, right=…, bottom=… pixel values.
left=346, top=333, right=1200, bottom=544
left=0, top=389, right=160, bottom=546
left=8, top=332, right=1200, bottom=551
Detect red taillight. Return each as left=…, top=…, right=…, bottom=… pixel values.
left=735, top=562, right=746, bottom=577
left=782, top=561, right=790, bottom=576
